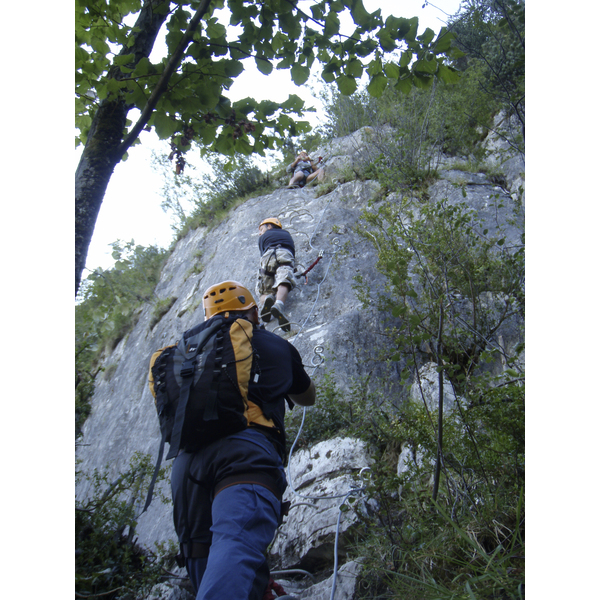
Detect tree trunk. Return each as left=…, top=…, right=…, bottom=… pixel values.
left=75, top=100, right=129, bottom=295
left=75, top=0, right=171, bottom=295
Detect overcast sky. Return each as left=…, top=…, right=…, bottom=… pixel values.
left=81, top=0, right=463, bottom=274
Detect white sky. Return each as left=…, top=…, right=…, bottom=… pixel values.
left=81, top=0, right=464, bottom=273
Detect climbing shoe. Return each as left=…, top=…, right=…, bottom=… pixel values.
left=260, top=294, right=275, bottom=322
left=271, top=301, right=291, bottom=332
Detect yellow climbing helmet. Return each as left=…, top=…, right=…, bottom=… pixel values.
left=203, top=281, right=257, bottom=320
left=259, top=217, right=282, bottom=229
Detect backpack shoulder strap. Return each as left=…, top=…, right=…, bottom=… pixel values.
left=141, top=426, right=168, bottom=516
left=141, top=344, right=176, bottom=516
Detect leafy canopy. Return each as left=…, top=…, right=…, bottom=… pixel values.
left=75, top=0, right=461, bottom=161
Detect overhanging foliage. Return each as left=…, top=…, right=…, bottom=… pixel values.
left=75, top=0, right=463, bottom=294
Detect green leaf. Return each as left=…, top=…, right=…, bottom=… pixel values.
left=391, top=305, right=405, bottom=318
left=322, top=70, right=336, bottom=84
left=206, top=20, right=227, bottom=39
left=366, top=57, right=383, bottom=76
left=194, top=84, right=220, bottom=111
left=394, top=77, right=412, bottom=94
left=348, top=0, right=373, bottom=27
left=255, top=56, right=273, bottom=75
left=221, top=59, right=244, bottom=78
left=432, top=27, right=455, bottom=54
left=354, top=38, right=378, bottom=57
left=199, top=124, right=217, bottom=145
left=75, top=46, right=89, bottom=66
left=413, top=57, right=437, bottom=74
left=376, top=27, right=396, bottom=52
left=394, top=16, right=418, bottom=42
left=132, top=57, right=151, bottom=78
left=437, top=64, right=461, bottom=84
left=324, top=12, right=340, bottom=37
left=367, top=73, right=387, bottom=97
left=418, top=27, right=435, bottom=45
left=152, top=113, right=179, bottom=139
left=291, top=63, right=310, bottom=85
left=229, top=44, right=248, bottom=61
left=96, top=83, right=109, bottom=101
left=336, top=75, right=357, bottom=96
left=345, top=58, right=363, bottom=78
left=279, top=10, right=302, bottom=39
left=214, top=132, right=235, bottom=155
left=384, top=62, right=400, bottom=79
left=276, top=54, right=294, bottom=70
left=280, top=94, right=305, bottom=112
left=114, top=53, right=135, bottom=66
left=106, top=78, right=125, bottom=94
left=399, top=51, right=412, bottom=68
left=235, top=138, right=253, bottom=155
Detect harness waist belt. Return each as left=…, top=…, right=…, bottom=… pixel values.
left=213, top=471, right=282, bottom=501
left=177, top=541, right=210, bottom=565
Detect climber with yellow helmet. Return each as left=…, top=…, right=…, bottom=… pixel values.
left=169, top=280, right=316, bottom=600
left=257, top=218, right=296, bottom=332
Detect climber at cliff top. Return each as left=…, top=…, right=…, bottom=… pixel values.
left=256, top=217, right=296, bottom=333
left=286, top=150, right=324, bottom=188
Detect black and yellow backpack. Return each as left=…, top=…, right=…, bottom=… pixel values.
left=143, top=313, right=260, bottom=512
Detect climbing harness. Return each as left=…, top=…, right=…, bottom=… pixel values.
left=259, top=247, right=281, bottom=278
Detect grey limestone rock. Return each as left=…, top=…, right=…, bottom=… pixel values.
left=271, top=437, right=375, bottom=571
left=76, top=125, right=524, bottom=598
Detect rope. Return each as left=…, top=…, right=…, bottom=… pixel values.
left=270, top=184, right=370, bottom=600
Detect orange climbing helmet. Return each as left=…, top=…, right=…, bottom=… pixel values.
left=259, top=217, right=282, bottom=229
left=203, top=281, right=257, bottom=320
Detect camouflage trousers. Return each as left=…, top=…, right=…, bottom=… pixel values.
left=256, top=247, right=296, bottom=297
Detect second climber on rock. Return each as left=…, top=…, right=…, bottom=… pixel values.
left=256, top=217, right=297, bottom=333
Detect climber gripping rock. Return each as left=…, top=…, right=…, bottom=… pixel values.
left=257, top=218, right=296, bottom=332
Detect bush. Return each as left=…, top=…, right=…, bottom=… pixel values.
left=345, top=187, right=524, bottom=598
left=75, top=453, right=174, bottom=600
left=155, top=149, right=275, bottom=238
left=75, top=241, right=168, bottom=438
left=449, top=0, right=525, bottom=144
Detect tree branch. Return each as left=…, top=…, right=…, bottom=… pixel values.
left=117, top=0, right=213, bottom=158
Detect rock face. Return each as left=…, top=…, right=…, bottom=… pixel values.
left=272, top=437, right=375, bottom=571
left=76, top=125, right=524, bottom=599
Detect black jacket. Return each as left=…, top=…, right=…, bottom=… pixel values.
left=258, top=228, right=295, bottom=257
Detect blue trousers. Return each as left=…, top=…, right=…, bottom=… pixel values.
left=171, top=429, right=286, bottom=600
left=186, top=484, right=279, bottom=600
